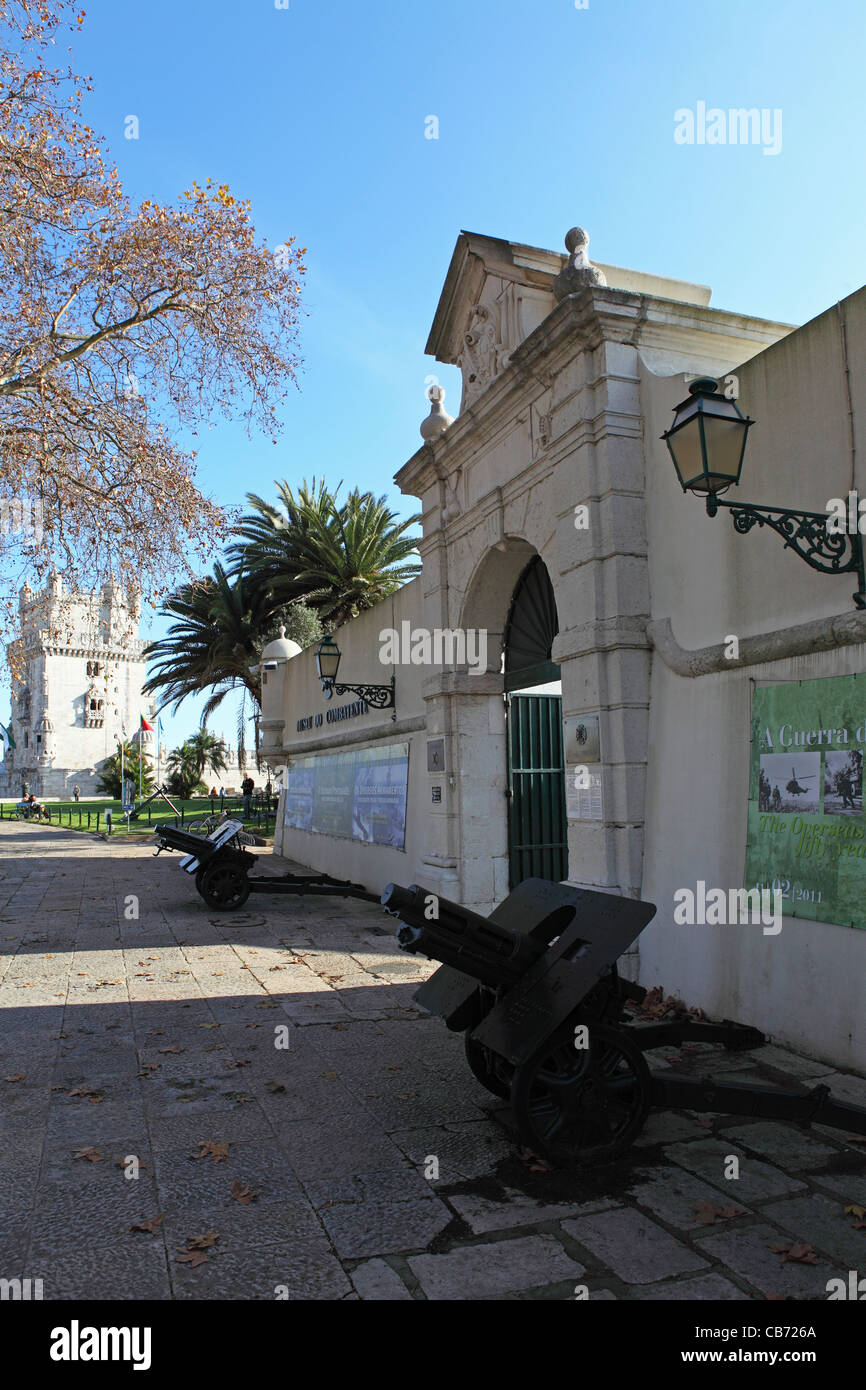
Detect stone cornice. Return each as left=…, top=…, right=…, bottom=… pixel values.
left=421, top=671, right=504, bottom=698
left=279, top=714, right=426, bottom=759
left=648, top=613, right=866, bottom=676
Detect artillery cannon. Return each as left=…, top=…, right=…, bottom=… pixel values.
left=154, top=819, right=379, bottom=910
left=383, top=878, right=866, bottom=1165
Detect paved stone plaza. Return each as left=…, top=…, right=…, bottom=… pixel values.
left=0, top=820, right=864, bottom=1301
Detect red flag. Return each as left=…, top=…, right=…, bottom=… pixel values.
left=140, top=715, right=155, bottom=732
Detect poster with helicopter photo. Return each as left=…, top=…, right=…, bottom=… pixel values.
left=745, top=675, right=866, bottom=930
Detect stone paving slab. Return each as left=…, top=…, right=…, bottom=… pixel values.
left=562, top=1208, right=710, bottom=1285
left=408, top=1235, right=585, bottom=1300
left=1, top=819, right=865, bottom=1301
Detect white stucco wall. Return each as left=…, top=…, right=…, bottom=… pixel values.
left=639, top=287, right=866, bottom=1070
left=266, top=580, right=430, bottom=900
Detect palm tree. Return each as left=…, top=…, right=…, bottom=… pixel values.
left=185, top=730, right=228, bottom=782
left=165, top=743, right=207, bottom=799
left=96, top=743, right=154, bottom=799
left=143, top=564, right=318, bottom=765
left=229, top=478, right=422, bottom=627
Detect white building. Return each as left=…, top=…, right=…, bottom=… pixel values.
left=0, top=576, right=153, bottom=798
left=261, top=222, right=866, bottom=1073
left=0, top=575, right=277, bottom=800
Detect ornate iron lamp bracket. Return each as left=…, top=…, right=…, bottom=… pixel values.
left=324, top=677, right=396, bottom=718
left=706, top=495, right=866, bottom=610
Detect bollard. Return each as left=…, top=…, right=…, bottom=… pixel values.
left=96, top=811, right=100, bottom=832
left=88, top=811, right=91, bottom=829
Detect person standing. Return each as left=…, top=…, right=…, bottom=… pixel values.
left=73, top=784, right=81, bottom=802
left=241, top=774, right=254, bottom=819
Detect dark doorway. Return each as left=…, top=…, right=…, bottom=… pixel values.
left=504, top=557, right=568, bottom=887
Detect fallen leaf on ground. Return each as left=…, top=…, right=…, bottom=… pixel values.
left=4, top=1074, right=26, bottom=1082
left=693, top=1201, right=745, bottom=1225
left=231, top=1180, right=258, bottom=1205
left=186, top=1231, right=219, bottom=1250
left=72, top=1147, right=104, bottom=1163
left=175, top=1250, right=209, bottom=1267
left=191, top=1141, right=230, bottom=1163
left=769, top=1242, right=821, bottom=1265
left=130, top=1214, right=164, bottom=1235
left=844, top=1204, right=866, bottom=1229
left=265, top=1081, right=286, bottom=1093
left=516, top=1146, right=554, bottom=1173
left=158, top=1045, right=183, bottom=1054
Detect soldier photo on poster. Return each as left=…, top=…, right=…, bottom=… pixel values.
left=745, top=675, right=866, bottom=931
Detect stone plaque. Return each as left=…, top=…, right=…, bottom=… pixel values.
left=427, top=738, right=446, bottom=773
left=563, top=714, right=600, bottom=764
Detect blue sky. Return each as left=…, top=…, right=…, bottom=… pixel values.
left=3, top=0, right=866, bottom=749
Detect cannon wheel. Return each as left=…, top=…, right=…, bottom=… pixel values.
left=511, top=1021, right=651, bottom=1166
left=197, top=861, right=251, bottom=911
left=464, top=1033, right=513, bottom=1100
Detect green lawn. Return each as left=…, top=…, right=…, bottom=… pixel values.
left=0, top=795, right=275, bottom=841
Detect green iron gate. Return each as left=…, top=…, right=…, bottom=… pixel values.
left=506, top=692, right=568, bottom=887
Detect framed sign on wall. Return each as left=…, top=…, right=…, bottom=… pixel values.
left=745, top=675, right=866, bottom=930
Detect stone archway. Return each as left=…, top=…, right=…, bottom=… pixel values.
left=429, top=540, right=567, bottom=906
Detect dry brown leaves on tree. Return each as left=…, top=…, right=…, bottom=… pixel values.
left=0, top=1, right=305, bottom=639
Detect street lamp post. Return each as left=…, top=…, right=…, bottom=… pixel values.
left=663, top=378, right=866, bottom=609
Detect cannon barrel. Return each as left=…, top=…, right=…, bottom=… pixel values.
left=381, top=881, right=543, bottom=989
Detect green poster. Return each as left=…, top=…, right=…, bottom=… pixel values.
left=745, top=675, right=866, bottom=929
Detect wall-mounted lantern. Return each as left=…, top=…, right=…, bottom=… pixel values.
left=315, top=634, right=396, bottom=711
left=663, top=378, right=866, bottom=610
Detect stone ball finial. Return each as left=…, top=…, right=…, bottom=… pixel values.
left=420, top=384, right=454, bottom=442
left=564, top=227, right=590, bottom=256
left=553, top=225, right=607, bottom=301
